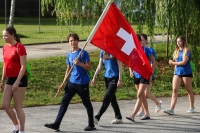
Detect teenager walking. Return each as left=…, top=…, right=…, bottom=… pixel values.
left=91, top=51, right=123, bottom=125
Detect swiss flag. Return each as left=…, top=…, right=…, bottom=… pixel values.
left=88, top=2, right=152, bottom=80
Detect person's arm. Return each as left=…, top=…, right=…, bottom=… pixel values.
left=117, top=59, right=122, bottom=87
left=149, top=55, right=157, bottom=74
left=91, top=58, right=103, bottom=86
left=58, top=65, right=70, bottom=90
left=74, top=58, right=92, bottom=70
left=12, top=55, right=26, bottom=91
left=169, top=56, right=189, bottom=66
left=129, top=67, right=134, bottom=78
left=0, top=65, right=6, bottom=91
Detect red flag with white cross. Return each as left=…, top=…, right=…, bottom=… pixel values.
left=87, top=1, right=152, bottom=80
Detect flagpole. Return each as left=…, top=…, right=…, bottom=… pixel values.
left=55, top=42, right=88, bottom=98
left=86, top=0, right=113, bottom=43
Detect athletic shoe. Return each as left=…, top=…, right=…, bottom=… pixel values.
left=164, top=109, right=174, bottom=115
left=140, top=115, right=150, bottom=120
left=136, top=111, right=144, bottom=117
left=126, top=116, right=135, bottom=122
left=111, top=119, right=123, bottom=124
left=155, top=101, right=162, bottom=113
left=84, top=125, right=96, bottom=131
left=94, top=117, right=99, bottom=125
left=11, top=130, right=19, bottom=133
left=186, top=107, right=196, bottom=113
left=44, top=123, right=60, bottom=131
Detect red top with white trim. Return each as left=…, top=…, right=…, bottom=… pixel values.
left=3, top=42, right=27, bottom=77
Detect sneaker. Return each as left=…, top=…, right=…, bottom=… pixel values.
left=136, top=111, right=144, bottom=117
left=140, top=115, right=150, bottom=120
left=164, top=109, right=174, bottom=115
left=44, top=123, right=60, bottom=131
left=84, top=125, right=96, bottom=131
left=11, top=130, right=19, bottom=133
left=155, top=101, right=162, bottom=113
left=94, top=117, right=99, bottom=125
left=186, top=107, right=196, bottom=113
left=111, top=119, right=123, bottom=124
left=126, top=116, right=135, bottom=122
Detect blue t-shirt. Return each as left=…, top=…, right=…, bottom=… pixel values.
left=149, top=46, right=156, bottom=59
left=66, top=48, right=90, bottom=84
left=134, top=46, right=152, bottom=78
left=149, top=46, right=156, bottom=79
left=174, top=50, right=192, bottom=75
left=100, top=50, right=119, bottom=78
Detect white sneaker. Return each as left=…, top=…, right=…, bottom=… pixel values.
left=111, top=119, right=123, bottom=124
left=136, top=111, right=144, bottom=117
left=186, top=107, right=195, bottom=113
left=155, top=101, right=162, bottom=113
left=94, top=118, right=99, bottom=125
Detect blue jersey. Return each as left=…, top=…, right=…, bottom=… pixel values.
left=100, top=50, right=119, bottom=78
left=149, top=46, right=156, bottom=59
left=134, top=46, right=152, bottom=79
left=66, top=48, right=90, bottom=84
left=174, top=50, right=192, bottom=75
left=149, top=46, right=156, bottom=79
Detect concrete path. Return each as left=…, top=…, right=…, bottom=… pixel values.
left=0, top=35, right=168, bottom=62
left=0, top=96, right=199, bottom=133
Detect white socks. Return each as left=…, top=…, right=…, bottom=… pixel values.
left=13, top=124, right=25, bottom=133
left=13, top=124, right=19, bottom=131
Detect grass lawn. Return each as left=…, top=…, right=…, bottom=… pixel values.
left=0, top=43, right=199, bottom=108
left=0, top=17, right=161, bottom=46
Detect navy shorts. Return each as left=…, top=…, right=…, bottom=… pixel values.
left=6, top=76, right=28, bottom=87
left=176, top=74, right=193, bottom=78
left=134, top=76, right=149, bottom=85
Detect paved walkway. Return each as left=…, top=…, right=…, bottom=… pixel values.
left=0, top=35, right=168, bottom=62
left=0, top=96, right=200, bottom=133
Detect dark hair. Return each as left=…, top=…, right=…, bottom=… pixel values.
left=67, top=33, right=79, bottom=42
left=4, top=26, right=21, bottom=43
left=140, top=33, right=148, bottom=41
left=136, top=34, right=141, bottom=42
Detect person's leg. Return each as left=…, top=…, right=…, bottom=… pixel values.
left=54, top=82, right=75, bottom=126
left=182, top=77, right=194, bottom=109
left=95, top=78, right=117, bottom=121
left=144, top=82, right=162, bottom=113
left=76, top=84, right=96, bottom=131
left=2, top=85, right=19, bottom=128
left=145, top=82, right=160, bottom=105
left=13, top=87, right=26, bottom=131
left=131, top=83, right=148, bottom=118
left=170, top=75, right=182, bottom=110
left=111, top=93, right=122, bottom=120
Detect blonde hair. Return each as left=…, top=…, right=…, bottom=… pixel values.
left=103, top=51, right=115, bottom=60
left=173, top=36, right=191, bottom=60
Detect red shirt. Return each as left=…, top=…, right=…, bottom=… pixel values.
left=3, top=42, right=27, bottom=77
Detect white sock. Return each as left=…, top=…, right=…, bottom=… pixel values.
left=13, top=124, right=19, bottom=131
left=19, top=131, right=25, bottom=133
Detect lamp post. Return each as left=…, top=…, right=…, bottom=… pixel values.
left=5, top=0, right=7, bottom=27
left=39, top=0, right=40, bottom=32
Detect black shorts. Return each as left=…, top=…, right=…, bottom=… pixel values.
left=134, top=76, right=149, bottom=85
left=6, top=76, right=28, bottom=87
left=176, top=74, right=193, bottom=78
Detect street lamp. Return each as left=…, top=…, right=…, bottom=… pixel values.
left=5, top=0, right=7, bottom=27
left=39, top=0, right=40, bottom=32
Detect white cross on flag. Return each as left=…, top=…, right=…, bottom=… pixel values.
left=87, top=1, right=152, bottom=79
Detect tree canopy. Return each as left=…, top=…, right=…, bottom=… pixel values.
left=41, top=0, right=200, bottom=87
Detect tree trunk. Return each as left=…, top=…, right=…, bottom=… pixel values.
left=8, top=0, right=16, bottom=27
